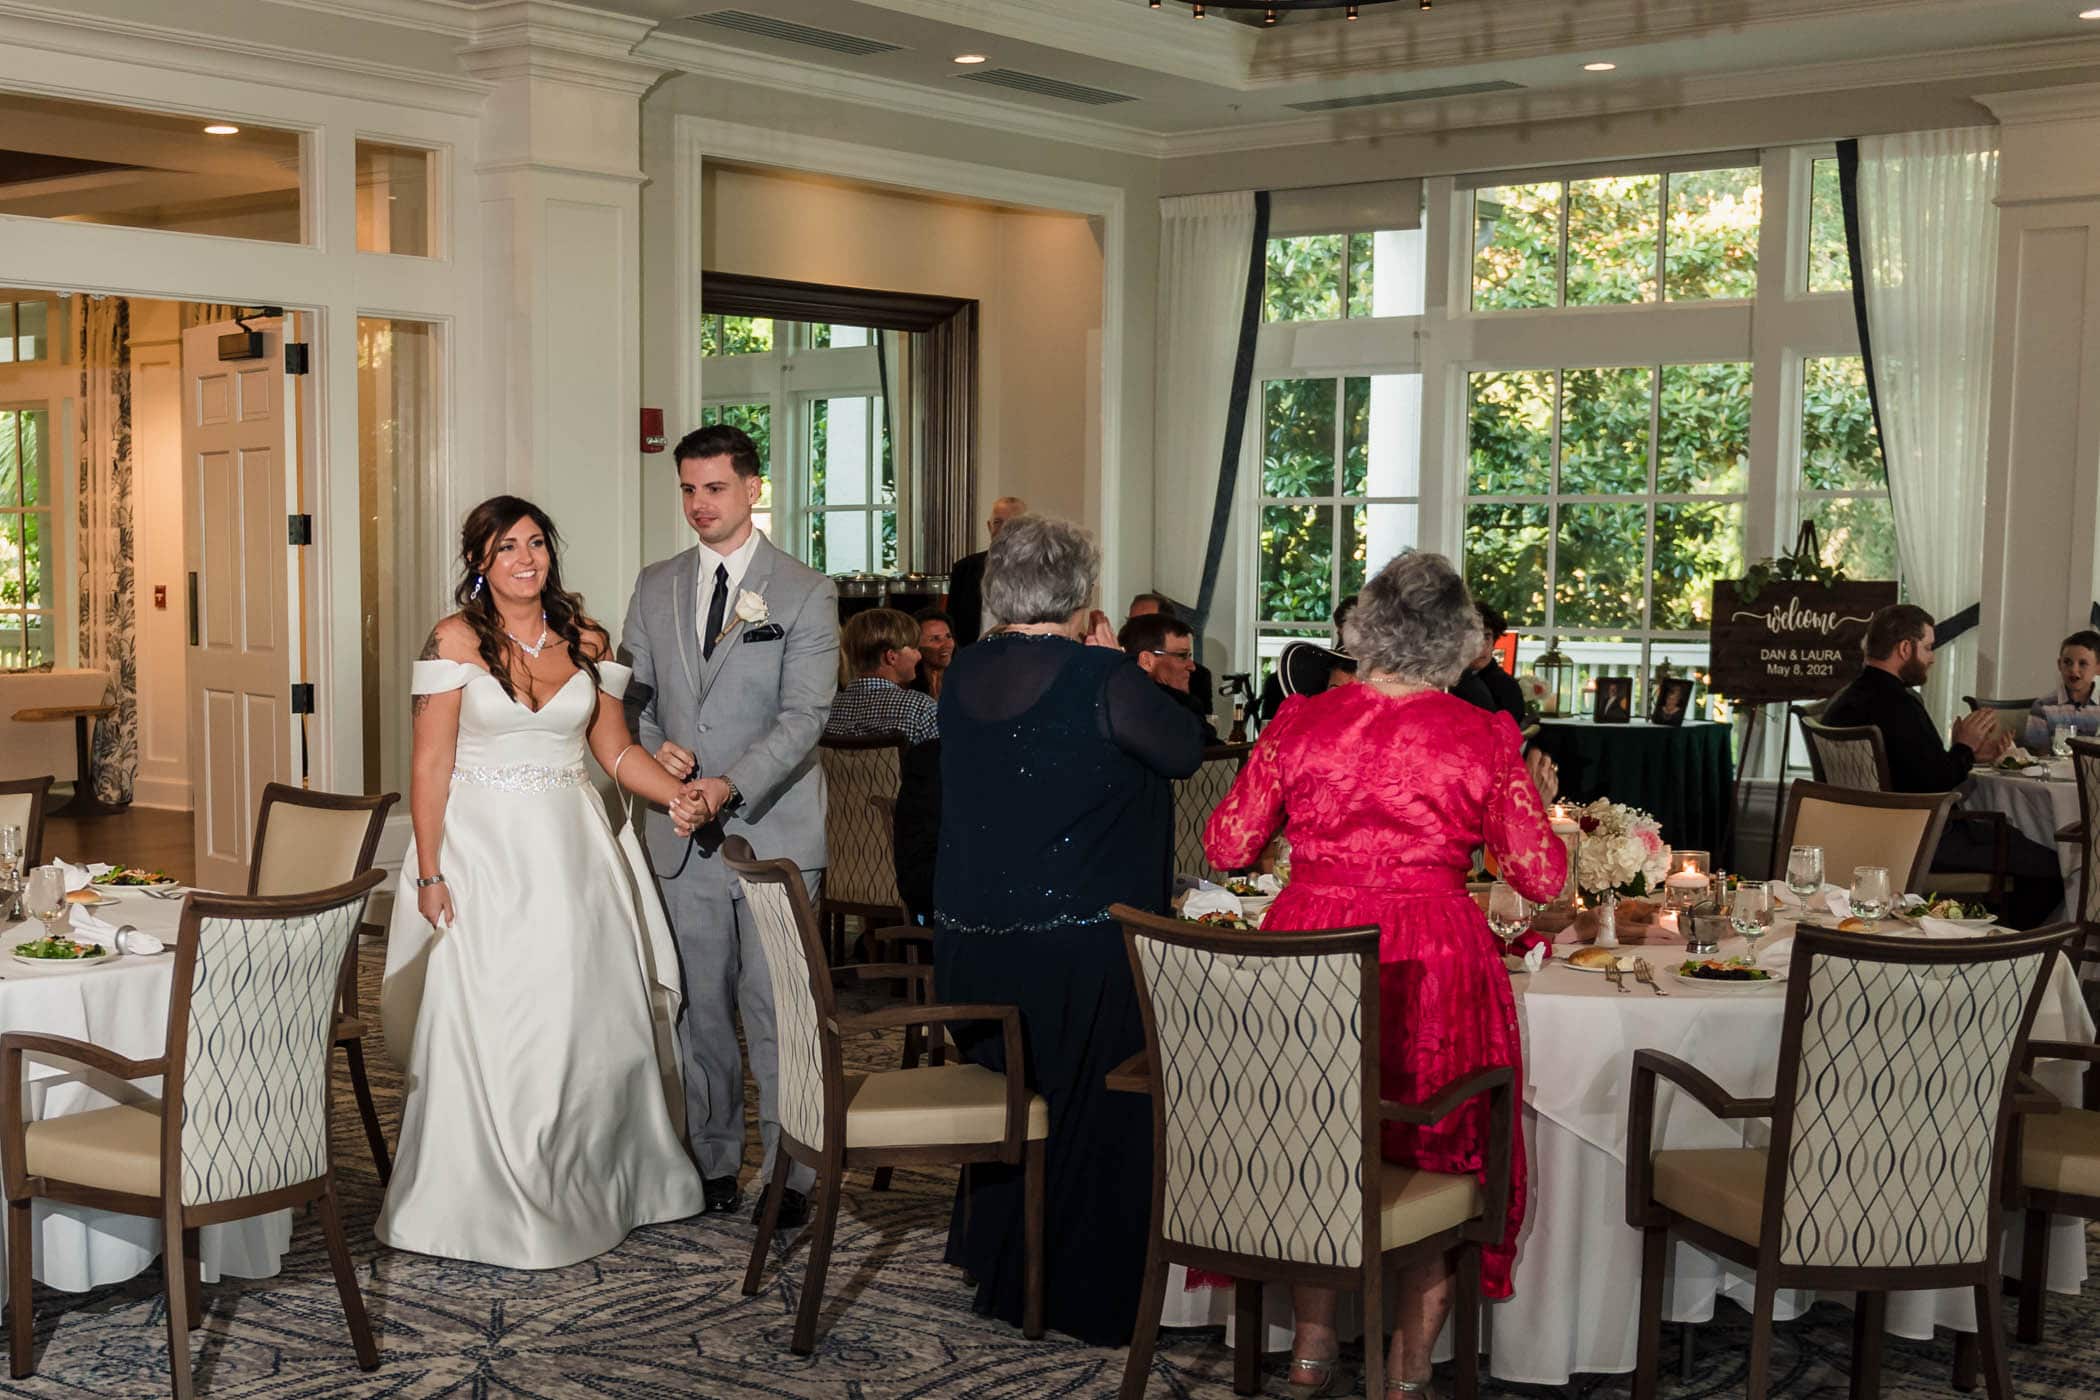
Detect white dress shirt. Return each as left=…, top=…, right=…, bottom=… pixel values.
left=696, top=527, right=764, bottom=651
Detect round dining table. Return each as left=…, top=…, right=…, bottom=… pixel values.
left=1160, top=928, right=2095, bottom=1382
left=0, top=892, right=291, bottom=1302
left=1964, top=760, right=2084, bottom=923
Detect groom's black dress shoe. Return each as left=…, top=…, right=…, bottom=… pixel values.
left=756, top=1187, right=810, bottom=1229
left=702, top=1175, right=742, bottom=1215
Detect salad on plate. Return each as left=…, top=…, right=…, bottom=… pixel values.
left=91, top=867, right=177, bottom=888
left=14, top=936, right=109, bottom=962
left=1675, top=956, right=1776, bottom=984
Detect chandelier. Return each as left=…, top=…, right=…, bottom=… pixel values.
left=1148, top=0, right=1418, bottom=19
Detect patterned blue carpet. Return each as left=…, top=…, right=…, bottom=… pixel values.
left=2, top=940, right=2092, bottom=1397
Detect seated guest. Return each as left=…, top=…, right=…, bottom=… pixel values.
left=1126, top=590, right=1213, bottom=718
left=911, top=609, right=956, bottom=699
left=935, top=516, right=1203, bottom=1346
left=1257, top=595, right=1359, bottom=727
left=1119, top=612, right=1219, bottom=744
left=1823, top=603, right=2062, bottom=927
left=1453, top=603, right=1526, bottom=726
left=828, top=608, right=940, bottom=922
left=1206, top=551, right=1566, bottom=1396
left=2023, top=629, right=2100, bottom=750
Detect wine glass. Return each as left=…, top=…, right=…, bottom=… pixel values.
left=1485, top=882, right=1531, bottom=946
left=22, top=866, right=63, bottom=937
left=2052, top=723, right=2076, bottom=759
left=1786, top=845, right=1824, bottom=899
left=1850, top=866, right=1892, bottom=922
left=1731, top=880, right=1769, bottom=940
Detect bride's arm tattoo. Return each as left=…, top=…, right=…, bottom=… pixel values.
left=412, top=626, right=444, bottom=717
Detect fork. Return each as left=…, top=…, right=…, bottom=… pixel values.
left=1604, top=962, right=1629, bottom=994
left=1632, top=958, right=1669, bottom=996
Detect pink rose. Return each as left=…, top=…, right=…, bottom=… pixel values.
left=1638, top=829, right=1662, bottom=854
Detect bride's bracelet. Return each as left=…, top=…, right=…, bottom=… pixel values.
left=611, top=742, right=640, bottom=790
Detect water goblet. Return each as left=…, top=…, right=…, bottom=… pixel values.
left=1731, top=880, right=1769, bottom=941
left=1849, top=866, right=1891, bottom=922
left=2052, top=723, right=2076, bottom=759
left=1786, top=845, right=1824, bottom=899
left=1485, top=882, right=1531, bottom=946
left=23, top=866, right=64, bottom=936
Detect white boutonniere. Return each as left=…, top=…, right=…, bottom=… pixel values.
left=714, top=589, right=768, bottom=647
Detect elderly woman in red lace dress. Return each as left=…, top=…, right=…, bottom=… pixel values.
left=1205, top=552, right=1565, bottom=1399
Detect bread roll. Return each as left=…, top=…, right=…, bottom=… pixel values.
left=1568, top=946, right=1622, bottom=970
left=1836, top=916, right=1873, bottom=933
left=63, top=889, right=98, bottom=905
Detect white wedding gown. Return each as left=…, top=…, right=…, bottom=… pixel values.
left=376, top=656, right=704, bottom=1269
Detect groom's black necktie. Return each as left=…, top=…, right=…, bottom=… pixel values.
left=703, top=562, right=729, bottom=660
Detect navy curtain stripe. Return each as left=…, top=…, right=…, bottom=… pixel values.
left=1933, top=603, right=1981, bottom=645
left=1193, top=189, right=1271, bottom=637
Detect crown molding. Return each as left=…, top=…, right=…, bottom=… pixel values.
left=457, top=0, right=669, bottom=95
left=638, top=30, right=1171, bottom=160
left=0, top=0, right=491, bottom=115
left=1976, top=80, right=2100, bottom=125
left=263, top=0, right=479, bottom=39
left=851, top=0, right=1252, bottom=88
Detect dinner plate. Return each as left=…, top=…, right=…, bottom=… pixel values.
left=12, top=949, right=114, bottom=968
left=60, top=891, right=120, bottom=908
left=1674, top=963, right=1785, bottom=989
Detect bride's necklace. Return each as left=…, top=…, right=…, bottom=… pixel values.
left=505, top=613, right=550, bottom=659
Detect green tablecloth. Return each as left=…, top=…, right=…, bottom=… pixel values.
left=1532, top=718, right=1735, bottom=861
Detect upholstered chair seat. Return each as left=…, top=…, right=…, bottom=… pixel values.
left=842, top=1065, right=1049, bottom=1149
left=1649, top=1148, right=1766, bottom=1246
left=2012, top=1025, right=2100, bottom=1344
left=22, top=1103, right=162, bottom=1196
left=1376, top=1164, right=1484, bottom=1243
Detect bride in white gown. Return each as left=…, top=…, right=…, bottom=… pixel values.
left=378, top=496, right=707, bottom=1268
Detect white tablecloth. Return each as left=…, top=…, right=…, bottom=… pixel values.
left=1161, top=936, right=2095, bottom=1382
left=1965, top=765, right=2083, bottom=922
left=0, top=895, right=290, bottom=1301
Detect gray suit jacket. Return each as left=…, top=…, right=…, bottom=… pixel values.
left=621, top=536, right=837, bottom=883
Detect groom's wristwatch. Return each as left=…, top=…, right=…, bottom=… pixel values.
left=718, top=779, right=742, bottom=816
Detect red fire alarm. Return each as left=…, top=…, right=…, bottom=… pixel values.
left=640, top=407, right=666, bottom=454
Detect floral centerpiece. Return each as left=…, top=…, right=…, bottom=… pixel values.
left=1573, top=799, right=1671, bottom=946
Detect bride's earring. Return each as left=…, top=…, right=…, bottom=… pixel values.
left=471, top=574, right=484, bottom=600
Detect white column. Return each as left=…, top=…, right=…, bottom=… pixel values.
left=458, top=2, right=667, bottom=619
left=1976, top=84, right=2100, bottom=695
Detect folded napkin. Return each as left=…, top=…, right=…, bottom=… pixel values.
left=1178, top=887, right=1244, bottom=922
left=1770, top=882, right=1851, bottom=919
left=52, top=860, right=113, bottom=895
left=1916, top=915, right=1999, bottom=940
left=1508, top=930, right=1551, bottom=974
left=65, top=907, right=163, bottom=956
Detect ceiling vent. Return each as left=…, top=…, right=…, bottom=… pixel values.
left=1286, top=80, right=1524, bottom=112
left=683, top=10, right=903, bottom=57
left=956, top=69, right=1138, bottom=106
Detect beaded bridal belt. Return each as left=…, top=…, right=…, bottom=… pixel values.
left=451, top=762, right=590, bottom=793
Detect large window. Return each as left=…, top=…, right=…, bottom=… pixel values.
left=1798, top=355, right=1889, bottom=579
left=0, top=302, right=49, bottom=365
left=0, top=406, right=51, bottom=668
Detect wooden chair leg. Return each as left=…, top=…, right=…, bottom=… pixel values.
left=1360, top=1250, right=1386, bottom=1400
left=181, top=1227, right=201, bottom=1330
left=1632, top=1228, right=1665, bottom=1400
left=1746, top=1276, right=1777, bottom=1400
left=1232, top=1278, right=1262, bottom=1395
left=1973, top=1278, right=2014, bottom=1400
left=1850, top=1291, right=1885, bottom=1400
left=162, top=1206, right=194, bottom=1400
left=1953, top=1331, right=1980, bottom=1391
left=316, top=1181, right=379, bottom=1371
left=743, top=1153, right=791, bottom=1296
left=790, top=1173, right=842, bottom=1356
left=341, top=1040, right=391, bottom=1185
left=1454, top=1244, right=1482, bottom=1400
left=8, top=1198, right=32, bottom=1378
left=1118, top=1236, right=1170, bottom=1400
left=1023, top=1140, right=1045, bottom=1341
left=2017, top=1207, right=2050, bottom=1344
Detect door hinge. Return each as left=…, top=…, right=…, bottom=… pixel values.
left=284, top=342, right=311, bottom=375
left=291, top=683, right=316, bottom=715
left=288, top=514, right=313, bottom=546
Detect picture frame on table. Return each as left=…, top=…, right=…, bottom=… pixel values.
left=1594, top=675, right=1634, bottom=724
left=1649, top=677, right=1695, bottom=727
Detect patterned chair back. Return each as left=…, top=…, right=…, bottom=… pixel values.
left=819, top=737, right=904, bottom=912
left=1962, top=695, right=2036, bottom=747
left=725, top=839, right=834, bottom=1152
left=167, top=871, right=384, bottom=1207
left=1800, top=718, right=1892, bottom=792
left=1769, top=925, right=2059, bottom=1270
left=1172, top=744, right=1252, bottom=883
left=2074, top=738, right=2100, bottom=927
left=1122, top=910, right=1380, bottom=1268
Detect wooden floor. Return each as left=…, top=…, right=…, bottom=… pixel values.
left=43, top=802, right=195, bottom=884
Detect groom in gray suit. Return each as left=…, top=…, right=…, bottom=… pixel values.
left=622, top=423, right=835, bottom=1224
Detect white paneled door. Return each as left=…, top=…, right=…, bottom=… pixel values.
left=180, top=319, right=297, bottom=891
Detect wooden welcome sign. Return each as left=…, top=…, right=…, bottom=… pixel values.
left=1708, top=578, right=1898, bottom=704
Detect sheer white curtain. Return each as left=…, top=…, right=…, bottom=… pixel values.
left=1854, top=126, right=1999, bottom=723
left=1153, top=192, right=1256, bottom=615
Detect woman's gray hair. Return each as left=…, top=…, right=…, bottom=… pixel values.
left=982, top=514, right=1098, bottom=627
left=1341, top=551, right=1477, bottom=687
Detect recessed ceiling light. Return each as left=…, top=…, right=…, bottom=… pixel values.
left=203, top=123, right=240, bottom=135
left=952, top=53, right=987, bottom=64
left=1583, top=61, right=1617, bottom=72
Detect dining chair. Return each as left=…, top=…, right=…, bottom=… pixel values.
left=1625, top=923, right=2066, bottom=1400
left=816, top=736, right=906, bottom=964
left=724, top=837, right=1047, bottom=1354
left=2010, top=954, right=2100, bottom=1343
left=1798, top=719, right=2011, bottom=910
left=0, top=776, right=53, bottom=868
left=1111, top=904, right=1511, bottom=1400
left=2068, top=737, right=2100, bottom=952
left=1964, top=695, right=2038, bottom=747
left=1, top=871, right=387, bottom=1399
left=1770, top=780, right=1956, bottom=896
left=1171, top=741, right=1252, bottom=884
left=247, top=783, right=399, bottom=1185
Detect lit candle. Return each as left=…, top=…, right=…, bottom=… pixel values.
left=1664, top=861, right=1707, bottom=896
